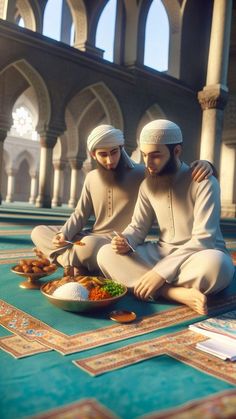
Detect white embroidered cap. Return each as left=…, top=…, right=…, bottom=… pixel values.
left=140, top=119, right=183, bottom=145
left=87, top=124, right=134, bottom=168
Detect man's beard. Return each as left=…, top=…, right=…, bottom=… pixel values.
left=96, top=153, right=126, bottom=185
left=145, top=154, right=179, bottom=193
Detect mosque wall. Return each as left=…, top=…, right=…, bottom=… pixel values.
left=0, top=0, right=235, bottom=216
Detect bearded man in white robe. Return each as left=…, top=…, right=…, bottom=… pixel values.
left=97, top=120, right=235, bottom=314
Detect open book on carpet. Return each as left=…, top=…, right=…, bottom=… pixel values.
left=189, top=310, right=236, bottom=361
left=196, top=338, right=236, bottom=361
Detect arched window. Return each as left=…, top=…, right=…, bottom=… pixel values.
left=144, top=0, right=169, bottom=71
left=10, top=106, right=38, bottom=141
left=43, top=0, right=63, bottom=41
left=96, top=0, right=117, bottom=62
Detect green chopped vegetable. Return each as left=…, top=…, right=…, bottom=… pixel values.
left=102, top=280, right=125, bottom=297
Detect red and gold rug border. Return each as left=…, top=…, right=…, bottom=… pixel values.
left=141, top=388, right=236, bottom=418
left=1, top=293, right=236, bottom=357
left=73, top=329, right=236, bottom=385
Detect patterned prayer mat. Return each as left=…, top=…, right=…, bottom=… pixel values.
left=142, top=388, right=236, bottom=418
left=1, top=293, right=236, bottom=358
left=73, top=329, right=236, bottom=384
left=0, top=335, right=52, bottom=358
left=29, top=389, right=236, bottom=419
left=31, top=398, right=119, bottom=419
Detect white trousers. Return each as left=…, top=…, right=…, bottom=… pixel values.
left=97, top=241, right=235, bottom=294
left=31, top=225, right=110, bottom=271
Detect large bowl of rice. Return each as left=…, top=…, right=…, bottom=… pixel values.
left=40, top=275, right=127, bottom=313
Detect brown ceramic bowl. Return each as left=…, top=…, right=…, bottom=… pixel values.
left=40, top=277, right=127, bottom=313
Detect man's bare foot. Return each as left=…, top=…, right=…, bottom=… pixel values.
left=33, top=247, right=47, bottom=259
left=160, top=285, right=208, bottom=315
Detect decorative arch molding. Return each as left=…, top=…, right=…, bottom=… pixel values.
left=66, top=82, right=123, bottom=158
left=67, top=0, right=87, bottom=47
left=13, top=86, right=39, bottom=127
left=12, top=59, right=51, bottom=132
left=15, top=0, right=36, bottom=31
left=148, top=0, right=182, bottom=77
left=13, top=149, right=36, bottom=172
left=91, top=82, right=124, bottom=130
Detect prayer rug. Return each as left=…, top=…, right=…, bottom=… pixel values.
left=31, top=398, right=119, bottom=419
left=142, top=388, right=236, bottom=418
left=73, top=329, right=236, bottom=384
left=0, top=335, right=51, bottom=358
left=1, top=293, right=236, bottom=357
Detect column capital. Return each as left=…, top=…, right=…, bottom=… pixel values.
left=69, top=158, right=83, bottom=170
left=198, top=84, right=228, bottom=111
left=39, top=132, right=58, bottom=148
left=6, top=168, right=16, bottom=176
left=38, top=124, right=65, bottom=148
left=53, top=160, right=66, bottom=171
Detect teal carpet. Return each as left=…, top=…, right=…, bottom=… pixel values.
left=0, top=204, right=235, bottom=419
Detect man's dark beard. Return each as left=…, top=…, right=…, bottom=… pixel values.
left=145, top=153, right=179, bottom=193
left=96, top=153, right=127, bottom=185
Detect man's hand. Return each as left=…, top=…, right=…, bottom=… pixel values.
left=52, top=232, right=67, bottom=248
left=134, top=269, right=165, bottom=300
left=111, top=234, right=131, bottom=254
left=190, top=160, right=213, bottom=182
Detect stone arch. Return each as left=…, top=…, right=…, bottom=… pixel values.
left=66, top=81, right=123, bottom=159
left=140, top=0, right=182, bottom=77
left=15, top=0, right=36, bottom=31
left=12, top=86, right=39, bottom=131
left=12, top=59, right=51, bottom=132
left=13, top=149, right=36, bottom=173
left=67, top=0, right=87, bottom=47
left=14, top=153, right=31, bottom=201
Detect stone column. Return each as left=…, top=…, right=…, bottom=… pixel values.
left=198, top=0, right=232, bottom=170
left=29, top=172, right=38, bottom=204
left=0, top=129, right=7, bottom=205
left=5, top=168, right=16, bottom=203
left=68, top=159, right=83, bottom=208
left=35, top=133, right=57, bottom=208
left=52, top=160, right=65, bottom=207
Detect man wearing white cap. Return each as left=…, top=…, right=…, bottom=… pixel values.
left=97, top=120, right=234, bottom=314
left=31, top=123, right=213, bottom=275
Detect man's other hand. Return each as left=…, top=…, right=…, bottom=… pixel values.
left=134, top=269, right=165, bottom=300
left=52, top=232, right=67, bottom=248
left=191, top=160, right=213, bottom=182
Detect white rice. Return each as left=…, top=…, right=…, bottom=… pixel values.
left=53, top=282, right=89, bottom=300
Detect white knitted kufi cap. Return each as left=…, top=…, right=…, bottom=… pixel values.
left=87, top=124, right=134, bottom=168
left=140, top=119, right=183, bottom=145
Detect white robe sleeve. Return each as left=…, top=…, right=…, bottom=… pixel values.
left=60, top=177, right=93, bottom=241
left=153, top=178, right=222, bottom=282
